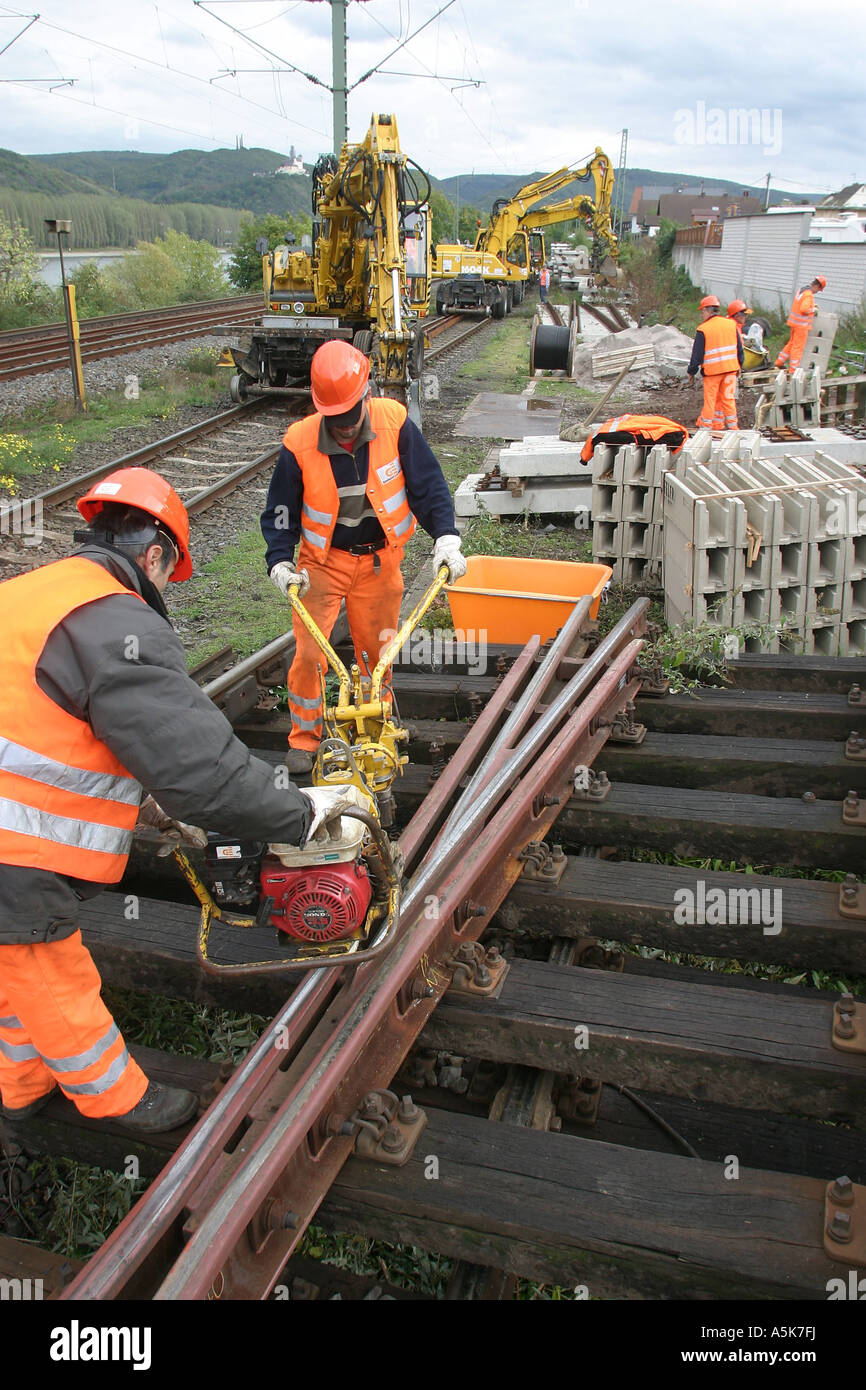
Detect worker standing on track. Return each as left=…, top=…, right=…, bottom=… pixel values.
left=261, top=340, right=467, bottom=774
left=775, top=276, right=827, bottom=371
left=687, top=295, right=743, bottom=432
left=538, top=265, right=551, bottom=305
left=0, top=469, right=349, bottom=1134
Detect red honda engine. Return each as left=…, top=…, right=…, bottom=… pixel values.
left=260, top=857, right=373, bottom=943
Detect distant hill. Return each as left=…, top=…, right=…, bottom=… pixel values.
left=435, top=166, right=823, bottom=218
left=0, top=148, right=109, bottom=198
left=33, top=148, right=314, bottom=220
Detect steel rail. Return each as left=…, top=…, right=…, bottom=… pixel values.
left=0, top=296, right=263, bottom=348
left=62, top=608, right=645, bottom=1300
left=24, top=399, right=274, bottom=509
left=152, top=639, right=643, bottom=1299
left=61, top=968, right=337, bottom=1300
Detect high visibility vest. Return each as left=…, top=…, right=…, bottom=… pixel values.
left=697, top=315, right=740, bottom=375
left=284, top=398, right=417, bottom=559
left=0, top=558, right=144, bottom=883
left=580, top=414, right=689, bottom=462
left=787, top=288, right=815, bottom=329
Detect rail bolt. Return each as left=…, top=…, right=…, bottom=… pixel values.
left=826, top=1210, right=853, bottom=1244
left=830, top=1175, right=855, bottom=1207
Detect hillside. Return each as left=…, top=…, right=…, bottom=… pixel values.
left=0, top=148, right=109, bottom=198
left=33, top=148, right=314, bottom=220
left=436, top=166, right=823, bottom=216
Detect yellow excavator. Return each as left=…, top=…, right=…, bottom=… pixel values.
left=431, top=148, right=621, bottom=315
left=227, top=114, right=431, bottom=424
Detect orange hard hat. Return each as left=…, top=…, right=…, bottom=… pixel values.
left=699, top=295, right=720, bottom=310
left=813, top=275, right=827, bottom=289
left=77, top=467, right=192, bottom=581
left=727, top=299, right=749, bottom=316
left=310, top=340, right=371, bottom=415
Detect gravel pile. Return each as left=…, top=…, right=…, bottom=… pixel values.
left=0, top=331, right=233, bottom=421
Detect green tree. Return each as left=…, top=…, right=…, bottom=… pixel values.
left=429, top=189, right=455, bottom=247
left=458, top=204, right=482, bottom=244
left=228, top=212, right=312, bottom=292
left=0, top=215, right=58, bottom=327
left=655, top=218, right=679, bottom=266
left=161, top=229, right=228, bottom=300
left=69, top=260, right=120, bottom=318
left=0, top=215, right=40, bottom=301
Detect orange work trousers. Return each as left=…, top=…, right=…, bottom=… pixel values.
left=697, top=372, right=738, bottom=431
left=287, top=542, right=404, bottom=751
left=0, top=932, right=148, bottom=1116
left=775, top=325, right=809, bottom=370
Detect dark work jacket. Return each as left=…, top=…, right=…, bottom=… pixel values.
left=0, top=547, right=311, bottom=943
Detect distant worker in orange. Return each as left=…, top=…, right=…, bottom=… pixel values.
left=775, top=276, right=826, bottom=371
left=687, top=295, right=743, bottom=432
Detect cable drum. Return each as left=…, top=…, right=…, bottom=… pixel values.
left=530, top=319, right=577, bottom=375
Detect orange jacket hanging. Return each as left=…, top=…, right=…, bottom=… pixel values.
left=0, top=559, right=143, bottom=883
left=283, top=398, right=417, bottom=559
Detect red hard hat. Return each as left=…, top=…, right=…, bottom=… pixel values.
left=727, top=299, right=749, bottom=316
left=310, top=340, right=371, bottom=415
left=77, top=467, right=192, bottom=581
left=813, top=275, right=827, bottom=289
left=699, top=295, right=721, bottom=310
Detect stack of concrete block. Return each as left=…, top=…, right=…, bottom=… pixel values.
left=663, top=450, right=866, bottom=655
left=756, top=366, right=822, bottom=429
left=591, top=441, right=672, bottom=583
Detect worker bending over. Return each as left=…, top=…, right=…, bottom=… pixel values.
left=776, top=276, right=826, bottom=371
left=687, top=295, right=743, bottom=432
left=0, top=470, right=348, bottom=1134
left=262, top=341, right=467, bottom=774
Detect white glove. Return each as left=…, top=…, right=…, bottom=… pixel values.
left=270, top=561, right=310, bottom=599
left=432, top=533, right=467, bottom=582
left=136, top=795, right=208, bottom=858
left=300, top=784, right=374, bottom=845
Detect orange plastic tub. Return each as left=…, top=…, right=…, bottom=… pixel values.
left=445, top=556, right=612, bottom=643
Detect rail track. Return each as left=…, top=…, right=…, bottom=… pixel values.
left=0, top=296, right=263, bottom=384
left=2, top=626, right=864, bottom=1302
left=0, top=397, right=299, bottom=579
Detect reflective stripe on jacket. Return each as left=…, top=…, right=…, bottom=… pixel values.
left=283, top=398, right=417, bottom=559
left=696, top=315, right=740, bottom=374
left=580, top=414, right=689, bottom=462
left=0, top=558, right=143, bottom=882
left=787, top=288, right=815, bottom=328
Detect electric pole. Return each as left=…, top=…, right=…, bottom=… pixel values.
left=331, top=0, right=347, bottom=152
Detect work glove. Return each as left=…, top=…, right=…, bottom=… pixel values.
left=136, top=795, right=208, bottom=858
left=432, top=533, right=467, bottom=583
left=300, top=784, right=374, bottom=846
left=270, top=561, right=310, bottom=599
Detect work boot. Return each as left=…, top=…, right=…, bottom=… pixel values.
left=111, top=1081, right=199, bottom=1135
left=1, top=1086, right=57, bottom=1121
left=284, top=747, right=314, bottom=774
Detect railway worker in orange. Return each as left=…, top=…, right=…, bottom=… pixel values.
left=261, top=340, right=467, bottom=774
left=0, top=469, right=347, bottom=1135
left=687, top=295, right=743, bottom=432
left=775, top=276, right=827, bottom=371
left=727, top=299, right=749, bottom=338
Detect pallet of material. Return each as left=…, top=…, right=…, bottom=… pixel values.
left=591, top=344, right=655, bottom=378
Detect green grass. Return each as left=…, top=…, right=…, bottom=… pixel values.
left=169, top=524, right=287, bottom=668
left=456, top=304, right=535, bottom=393
left=0, top=354, right=227, bottom=494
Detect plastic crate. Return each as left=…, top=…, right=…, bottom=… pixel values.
left=445, top=556, right=612, bottom=642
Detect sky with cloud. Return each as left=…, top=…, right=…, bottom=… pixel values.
left=1, top=0, right=863, bottom=195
